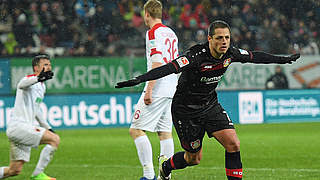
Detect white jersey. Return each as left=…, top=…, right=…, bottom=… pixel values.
left=9, top=74, right=47, bottom=127
left=145, top=23, right=179, bottom=97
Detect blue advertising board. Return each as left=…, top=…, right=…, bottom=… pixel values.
left=0, top=59, right=10, bottom=94
left=235, top=89, right=320, bottom=124
left=264, top=89, right=320, bottom=123
left=0, top=89, right=319, bottom=131
left=0, top=93, right=140, bottom=131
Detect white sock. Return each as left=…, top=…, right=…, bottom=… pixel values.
left=32, top=145, right=56, bottom=176
left=0, top=167, right=8, bottom=179
left=134, top=135, right=154, bottom=179
left=160, top=138, right=174, bottom=158
left=0, top=167, right=5, bottom=179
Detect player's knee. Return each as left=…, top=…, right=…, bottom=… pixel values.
left=226, top=139, right=240, bottom=152
left=50, top=134, right=60, bottom=148
left=129, top=128, right=144, bottom=139
left=54, top=134, right=60, bottom=148
left=157, top=131, right=172, bottom=140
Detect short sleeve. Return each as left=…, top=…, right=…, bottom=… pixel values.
left=148, top=30, right=162, bottom=57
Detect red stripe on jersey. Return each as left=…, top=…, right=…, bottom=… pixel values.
left=148, top=23, right=167, bottom=40
left=200, top=63, right=224, bottom=72
left=170, top=61, right=179, bottom=71
left=26, top=74, right=37, bottom=77
left=226, top=168, right=243, bottom=178
left=170, top=157, right=176, bottom=169
left=150, top=48, right=162, bottom=56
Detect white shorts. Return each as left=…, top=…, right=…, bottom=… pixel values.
left=130, top=96, right=173, bottom=132
left=6, top=122, right=46, bottom=162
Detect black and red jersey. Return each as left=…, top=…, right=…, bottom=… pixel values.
left=136, top=41, right=297, bottom=106
left=170, top=42, right=254, bottom=105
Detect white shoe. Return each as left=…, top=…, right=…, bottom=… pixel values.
left=157, top=155, right=171, bottom=180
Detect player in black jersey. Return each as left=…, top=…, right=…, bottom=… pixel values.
left=116, top=20, right=300, bottom=180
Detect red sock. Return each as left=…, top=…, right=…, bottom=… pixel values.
left=225, top=151, right=243, bottom=180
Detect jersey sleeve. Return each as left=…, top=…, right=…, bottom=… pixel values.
left=17, top=76, right=39, bottom=89
left=229, top=46, right=253, bottom=63
left=230, top=46, right=298, bottom=64
left=170, top=46, right=200, bottom=73
left=148, top=30, right=163, bottom=60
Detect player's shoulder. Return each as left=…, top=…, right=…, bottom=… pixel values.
left=154, top=24, right=177, bottom=37
left=148, top=23, right=168, bottom=40
left=229, top=46, right=249, bottom=54
left=20, top=74, right=36, bottom=81
left=187, top=42, right=209, bottom=56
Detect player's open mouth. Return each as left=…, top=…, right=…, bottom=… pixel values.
left=220, top=46, right=228, bottom=51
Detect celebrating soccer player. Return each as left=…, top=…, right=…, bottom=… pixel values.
left=116, top=20, right=300, bottom=180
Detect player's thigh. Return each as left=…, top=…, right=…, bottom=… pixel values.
left=131, top=97, right=170, bottom=132
left=155, top=98, right=173, bottom=133
left=171, top=107, right=205, bottom=153
left=6, top=123, right=45, bottom=148
left=205, top=103, right=235, bottom=137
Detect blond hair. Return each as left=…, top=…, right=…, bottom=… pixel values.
left=144, top=0, right=162, bottom=19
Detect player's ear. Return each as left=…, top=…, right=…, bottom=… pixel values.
left=207, top=35, right=212, bottom=41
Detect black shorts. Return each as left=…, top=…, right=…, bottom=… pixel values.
left=172, top=102, right=234, bottom=153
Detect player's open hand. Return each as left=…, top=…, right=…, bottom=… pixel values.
left=115, top=78, right=141, bottom=88
left=285, top=53, right=300, bottom=64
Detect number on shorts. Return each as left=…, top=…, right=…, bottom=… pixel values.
left=134, top=110, right=141, bottom=119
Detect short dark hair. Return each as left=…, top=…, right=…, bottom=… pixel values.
left=32, top=54, right=50, bottom=72
left=208, top=20, right=231, bottom=36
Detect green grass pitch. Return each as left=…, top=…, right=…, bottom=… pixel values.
left=1, top=122, right=319, bottom=180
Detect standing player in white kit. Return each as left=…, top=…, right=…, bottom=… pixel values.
left=0, top=55, right=60, bottom=180
left=129, top=1, right=179, bottom=180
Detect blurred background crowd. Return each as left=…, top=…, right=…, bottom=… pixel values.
left=0, top=0, right=319, bottom=57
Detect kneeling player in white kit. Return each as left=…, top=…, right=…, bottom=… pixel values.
left=0, top=55, right=60, bottom=180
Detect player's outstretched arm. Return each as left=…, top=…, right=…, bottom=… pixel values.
left=230, top=46, right=300, bottom=64
left=115, top=62, right=177, bottom=88
left=251, top=52, right=300, bottom=64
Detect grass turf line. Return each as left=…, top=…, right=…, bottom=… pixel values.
left=0, top=122, right=319, bottom=179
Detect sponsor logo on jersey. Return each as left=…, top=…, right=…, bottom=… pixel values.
left=223, top=58, right=231, bottom=67
left=239, top=49, right=249, bottom=55
left=176, top=56, right=189, bottom=68
left=201, top=63, right=224, bottom=71
left=200, top=75, right=223, bottom=84
left=35, top=97, right=43, bottom=104
left=190, top=139, right=201, bottom=149
left=149, top=39, right=156, bottom=49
